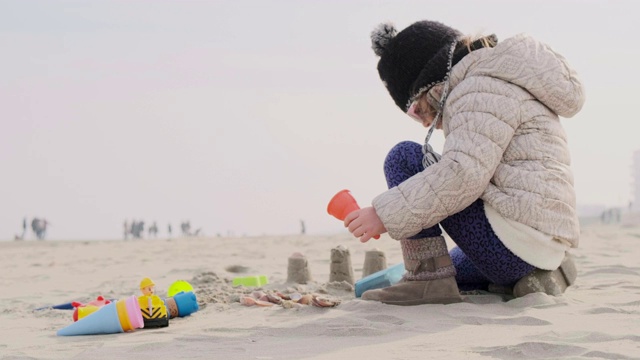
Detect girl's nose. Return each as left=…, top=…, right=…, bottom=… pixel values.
left=407, top=102, right=422, bottom=122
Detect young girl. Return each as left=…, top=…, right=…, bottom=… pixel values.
left=344, top=20, right=584, bottom=305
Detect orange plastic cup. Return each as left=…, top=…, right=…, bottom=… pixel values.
left=327, top=189, right=360, bottom=220
left=327, top=189, right=380, bottom=239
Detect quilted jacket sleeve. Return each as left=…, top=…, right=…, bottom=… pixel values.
left=372, top=77, right=522, bottom=240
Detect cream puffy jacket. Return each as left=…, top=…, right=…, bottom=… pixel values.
left=372, top=34, right=585, bottom=246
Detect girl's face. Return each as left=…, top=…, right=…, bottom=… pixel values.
left=406, top=84, right=444, bottom=129
left=407, top=99, right=436, bottom=128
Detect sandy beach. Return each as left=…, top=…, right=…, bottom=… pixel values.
left=1, top=222, right=639, bottom=360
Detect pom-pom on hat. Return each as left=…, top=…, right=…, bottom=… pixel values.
left=371, top=20, right=462, bottom=112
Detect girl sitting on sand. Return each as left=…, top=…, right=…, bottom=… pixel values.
left=344, top=20, right=584, bottom=305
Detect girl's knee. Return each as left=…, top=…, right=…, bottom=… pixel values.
left=385, top=141, right=422, bottom=165
left=383, top=141, right=425, bottom=188
left=389, top=140, right=421, bottom=154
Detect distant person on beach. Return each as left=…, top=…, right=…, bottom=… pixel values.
left=30, top=218, right=48, bottom=240
left=148, top=221, right=158, bottom=238
left=167, top=223, right=172, bottom=238
left=343, top=20, right=584, bottom=305
left=22, top=217, right=27, bottom=239
left=130, top=220, right=144, bottom=239
left=31, top=218, right=39, bottom=239
left=15, top=217, right=27, bottom=240
left=124, top=220, right=129, bottom=240
left=136, top=221, right=145, bottom=239
left=129, top=220, right=135, bottom=239
left=181, top=221, right=191, bottom=236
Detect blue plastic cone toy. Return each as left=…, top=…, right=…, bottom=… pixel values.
left=57, top=302, right=123, bottom=336
left=56, top=296, right=144, bottom=336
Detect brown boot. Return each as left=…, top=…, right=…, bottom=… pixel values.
left=513, top=253, right=577, bottom=297
left=361, top=236, right=463, bottom=306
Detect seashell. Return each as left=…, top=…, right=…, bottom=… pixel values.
left=298, top=294, right=313, bottom=305
left=281, top=300, right=303, bottom=309
left=240, top=295, right=275, bottom=307
left=311, top=295, right=341, bottom=308
left=240, top=296, right=257, bottom=306
left=265, top=293, right=283, bottom=305
left=253, top=299, right=275, bottom=307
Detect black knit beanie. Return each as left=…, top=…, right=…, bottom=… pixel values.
left=372, top=20, right=495, bottom=112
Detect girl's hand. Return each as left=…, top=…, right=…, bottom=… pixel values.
left=344, top=206, right=387, bottom=243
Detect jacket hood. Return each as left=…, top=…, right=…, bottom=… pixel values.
left=450, top=34, right=585, bottom=118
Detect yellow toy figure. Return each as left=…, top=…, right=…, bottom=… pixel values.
left=138, top=278, right=169, bottom=328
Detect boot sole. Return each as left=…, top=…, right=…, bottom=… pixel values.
left=513, top=254, right=577, bottom=297
left=361, top=278, right=464, bottom=306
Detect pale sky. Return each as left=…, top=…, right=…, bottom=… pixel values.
left=1, top=0, right=638, bottom=240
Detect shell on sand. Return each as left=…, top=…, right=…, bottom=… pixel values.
left=240, top=296, right=275, bottom=307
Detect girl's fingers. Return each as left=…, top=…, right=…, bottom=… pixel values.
left=347, top=219, right=361, bottom=233
left=353, top=226, right=365, bottom=238
left=360, top=233, right=372, bottom=243
left=343, top=211, right=358, bottom=227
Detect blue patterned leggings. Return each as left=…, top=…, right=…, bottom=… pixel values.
left=384, top=141, right=535, bottom=289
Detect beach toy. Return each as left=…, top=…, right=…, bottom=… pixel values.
left=327, top=189, right=380, bottom=239
left=327, top=189, right=360, bottom=220
left=137, top=295, right=169, bottom=328
left=75, top=305, right=100, bottom=321
left=36, top=296, right=118, bottom=312
left=354, top=263, right=405, bottom=298
left=35, top=302, right=75, bottom=311
left=232, top=275, right=269, bottom=287
left=72, top=295, right=112, bottom=322
left=57, top=295, right=144, bottom=336
left=138, top=277, right=169, bottom=328
left=140, top=277, right=155, bottom=294
left=165, top=291, right=199, bottom=318
left=167, top=280, right=194, bottom=297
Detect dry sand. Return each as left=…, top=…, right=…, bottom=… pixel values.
left=1, top=222, right=639, bottom=360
